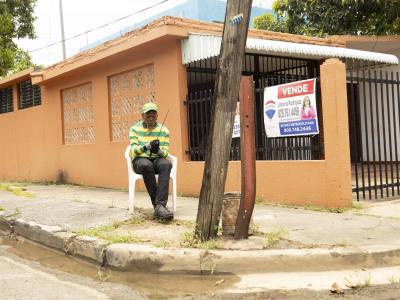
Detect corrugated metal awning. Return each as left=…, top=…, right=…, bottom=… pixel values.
left=181, top=33, right=399, bottom=65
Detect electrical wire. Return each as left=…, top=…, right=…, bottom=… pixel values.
left=28, top=0, right=169, bottom=53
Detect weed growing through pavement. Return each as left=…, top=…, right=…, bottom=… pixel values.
left=97, top=267, right=111, bottom=282
left=388, top=274, right=399, bottom=284
left=0, top=207, right=4, bottom=211
left=153, top=239, right=172, bottom=248
left=108, top=199, right=115, bottom=208
left=255, top=197, right=264, bottom=204
left=251, top=222, right=262, bottom=234
left=359, top=273, right=373, bottom=287
left=329, top=207, right=347, bottom=213
left=200, top=250, right=217, bottom=275
left=111, top=220, right=121, bottom=229
left=304, top=205, right=347, bottom=213
left=180, top=230, right=220, bottom=250
left=263, top=227, right=288, bottom=248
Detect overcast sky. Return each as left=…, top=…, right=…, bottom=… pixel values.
left=16, top=0, right=273, bottom=67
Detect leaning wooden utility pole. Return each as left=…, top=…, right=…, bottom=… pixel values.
left=196, top=0, right=253, bottom=241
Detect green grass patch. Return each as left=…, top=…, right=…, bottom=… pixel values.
left=0, top=182, right=35, bottom=198
left=75, top=214, right=153, bottom=245
left=180, top=230, right=220, bottom=250
left=76, top=224, right=141, bottom=245
left=125, top=215, right=145, bottom=225
left=304, top=205, right=348, bottom=214
left=0, top=207, right=4, bottom=211
left=263, top=227, right=288, bottom=248
left=0, top=182, right=13, bottom=192
left=104, top=234, right=141, bottom=244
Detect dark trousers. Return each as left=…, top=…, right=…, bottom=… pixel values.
left=132, top=157, right=172, bottom=207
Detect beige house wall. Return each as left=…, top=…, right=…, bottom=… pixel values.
left=0, top=37, right=352, bottom=207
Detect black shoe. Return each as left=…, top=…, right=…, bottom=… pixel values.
left=154, top=204, right=174, bottom=221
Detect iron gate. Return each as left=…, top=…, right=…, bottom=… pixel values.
left=186, top=53, right=324, bottom=162
left=347, top=66, right=400, bottom=200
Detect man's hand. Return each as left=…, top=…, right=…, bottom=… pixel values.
left=144, top=139, right=159, bottom=153
left=157, top=149, right=165, bottom=157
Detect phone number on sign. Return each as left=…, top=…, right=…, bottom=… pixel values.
left=283, top=126, right=312, bottom=133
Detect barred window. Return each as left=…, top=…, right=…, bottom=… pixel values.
left=18, top=79, right=41, bottom=109
left=0, top=86, right=13, bottom=114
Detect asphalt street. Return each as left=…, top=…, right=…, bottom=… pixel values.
left=0, top=235, right=143, bottom=300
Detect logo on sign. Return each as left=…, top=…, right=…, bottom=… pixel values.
left=265, top=100, right=276, bottom=120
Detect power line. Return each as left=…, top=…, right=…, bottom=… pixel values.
left=28, top=0, right=169, bottom=53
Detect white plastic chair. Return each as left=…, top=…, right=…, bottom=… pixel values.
left=124, top=145, right=177, bottom=214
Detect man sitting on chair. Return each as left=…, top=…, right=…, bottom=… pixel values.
left=129, top=102, right=173, bottom=221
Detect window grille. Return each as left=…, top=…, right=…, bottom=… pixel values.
left=0, top=86, right=13, bottom=114
left=109, top=64, right=155, bottom=141
left=62, top=83, right=95, bottom=145
left=18, top=79, right=41, bottom=109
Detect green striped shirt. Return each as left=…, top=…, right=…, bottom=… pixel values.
left=129, top=121, right=169, bottom=159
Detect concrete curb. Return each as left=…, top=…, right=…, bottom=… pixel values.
left=1, top=215, right=400, bottom=274
left=105, top=244, right=400, bottom=274
left=0, top=214, right=13, bottom=235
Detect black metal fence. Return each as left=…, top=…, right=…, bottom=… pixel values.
left=347, top=65, right=400, bottom=200
left=186, top=53, right=324, bottom=161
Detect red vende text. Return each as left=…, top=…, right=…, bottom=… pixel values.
left=277, top=80, right=314, bottom=99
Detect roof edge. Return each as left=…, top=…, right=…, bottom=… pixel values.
left=37, top=17, right=190, bottom=84
left=182, top=33, right=399, bottom=65
left=35, top=16, right=345, bottom=84
left=329, top=35, right=400, bottom=43
left=0, top=68, right=34, bottom=87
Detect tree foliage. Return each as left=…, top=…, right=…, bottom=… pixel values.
left=0, top=0, right=37, bottom=77
left=253, top=0, right=400, bottom=36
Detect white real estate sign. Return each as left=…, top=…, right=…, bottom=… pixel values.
left=263, top=78, right=319, bottom=138
left=232, top=101, right=240, bottom=138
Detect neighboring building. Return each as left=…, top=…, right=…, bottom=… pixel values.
left=81, top=0, right=271, bottom=51
left=335, top=35, right=400, bottom=60
left=331, top=35, right=400, bottom=200
left=0, top=17, right=398, bottom=208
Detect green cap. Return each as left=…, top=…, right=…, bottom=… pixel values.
left=142, top=102, right=158, bottom=114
